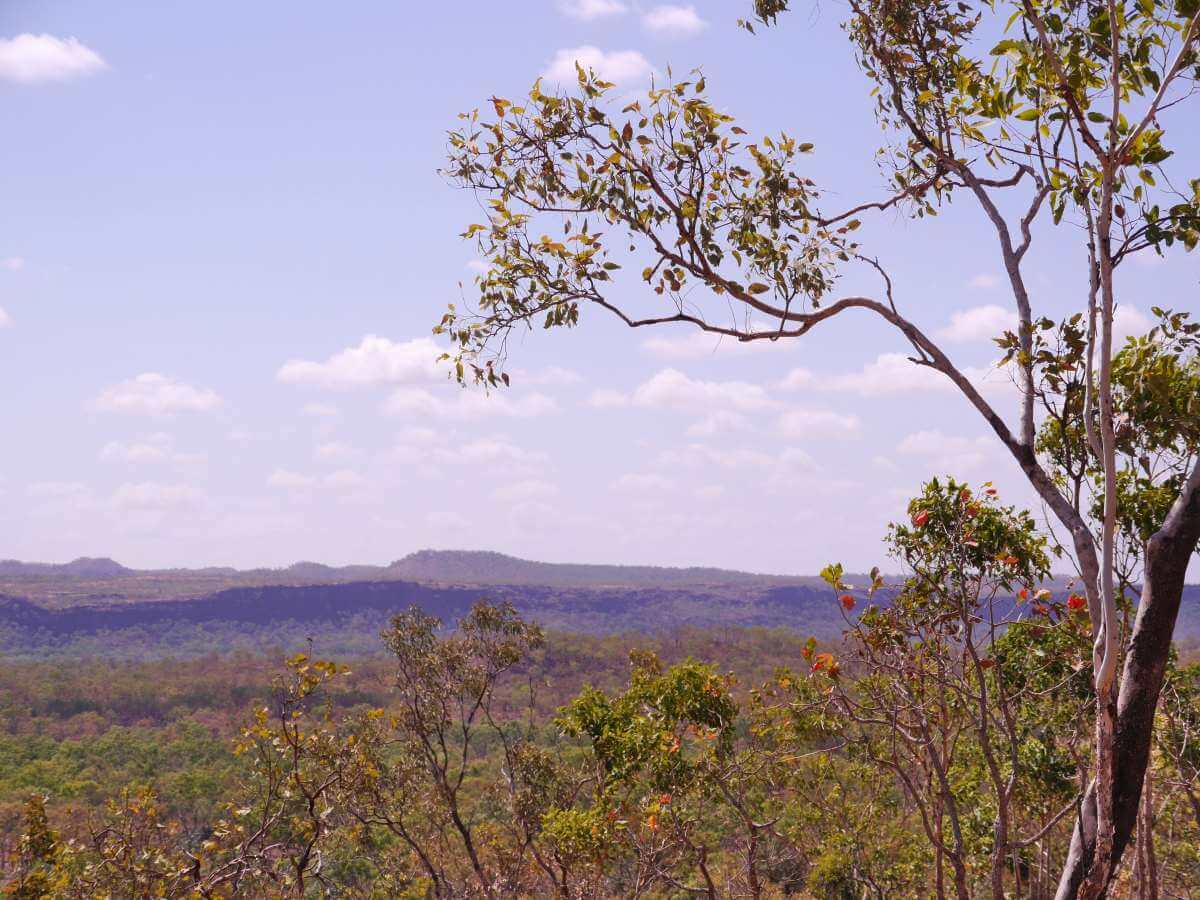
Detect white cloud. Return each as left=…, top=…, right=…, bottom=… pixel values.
left=686, top=411, right=749, bottom=437
left=427, top=510, right=470, bottom=530
left=624, top=368, right=775, bottom=412
left=642, top=4, right=707, bottom=36
left=396, top=425, right=437, bottom=445
left=775, top=408, right=861, bottom=439
left=937, top=304, right=1017, bottom=342
left=314, top=441, right=362, bottom=463
left=324, top=469, right=367, bottom=491
left=301, top=402, right=339, bottom=418
left=969, top=273, right=1001, bottom=289
left=896, top=429, right=993, bottom=471
left=0, top=34, right=106, bottom=83
left=655, top=444, right=775, bottom=471
left=27, top=481, right=90, bottom=499
left=559, top=0, right=628, bottom=19
left=100, top=433, right=204, bottom=467
left=95, top=373, right=222, bottom=414
left=511, top=365, right=583, bottom=386
left=589, top=388, right=628, bottom=408
left=640, top=331, right=766, bottom=360
left=778, top=368, right=815, bottom=390
left=434, top=437, right=549, bottom=467
left=543, top=46, right=654, bottom=86
left=112, top=481, right=204, bottom=510
left=277, top=335, right=442, bottom=390
left=491, top=479, right=560, bottom=503
left=0, top=307, right=10, bottom=329
left=385, top=386, right=558, bottom=419
left=612, top=472, right=674, bottom=492
left=787, top=351, right=1018, bottom=403
left=268, top=469, right=316, bottom=490
left=2, top=256, right=23, bottom=271
left=821, top=353, right=948, bottom=395
left=1113, top=305, right=1151, bottom=347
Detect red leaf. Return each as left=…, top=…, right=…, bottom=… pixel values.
left=1067, top=594, right=1087, bottom=612
left=912, top=510, right=930, bottom=527
left=840, top=594, right=855, bottom=610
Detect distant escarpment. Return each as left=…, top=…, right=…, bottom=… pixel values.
left=0, top=578, right=849, bottom=660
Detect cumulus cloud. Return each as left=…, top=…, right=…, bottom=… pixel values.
left=686, top=411, right=749, bottom=438
left=491, top=479, right=560, bottom=503
left=778, top=368, right=815, bottom=390
left=1113, top=305, right=1152, bottom=347
left=654, top=444, right=775, bottom=471
left=300, top=402, right=338, bottom=418
left=969, top=273, right=1001, bottom=289
left=589, top=388, right=629, bottom=408
left=427, top=510, right=470, bottom=530
left=775, top=407, right=861, bottom=439
left=601, top=368, right=775, bottom=412
left=896, top=429, right=993, bottom=471
left=95, top=373, right=222, bottom=415
left=642, top=4, right=707, bottom=36
left=2, top=256, right=23, bottom=271
left=543, top=46, right=654, bottom=86
left=385, top=386, right=558, bottom=419
left=27, top=481, right=90, bottom=499
left=0, top=34, right=106, bottom=83
left=112, top=481, right=204, bottom=510
left=612, top=472, right=675, bottom=492
left=820, top=353, right=949, bottom=395
left=937, top=304, right=1018, bottom=342
left=511, top=365, right=583, bottom=386
left=324, top=469, right=367, bottom=491
left=558, top=0, right=628, bottom=19
left=779, top=352, right=1017, bottom=401
left=268, top=469, right=316, bottom=490
left=433, top=437, right=549, bottom=467
left=639, top=330, right=770, bottom=360
left=314, top=441, right=362, bottom=464
left=100, top=433, right=204, bottom=467
left=278, top=335, right=442, bottom=390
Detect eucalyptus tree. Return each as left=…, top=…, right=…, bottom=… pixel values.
left=818, top=479, right=1086, bottom=897
left=442, top=0, right=1200, bottom=893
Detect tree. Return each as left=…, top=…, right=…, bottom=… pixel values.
left=442, top=1, right=1200, bottom=892
left=817, top=480, right=1088, bottom=897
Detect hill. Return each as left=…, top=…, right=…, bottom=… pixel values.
left=384, top=549, right=807, bottom=587
left=0, top=551, right=1196, bottom=662
left=0, top=550, right=823, bottom=609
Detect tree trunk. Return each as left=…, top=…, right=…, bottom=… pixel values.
left=1135, top=768, right=1156, bottom=900
left=1055, top=478, right=1200, bottom=898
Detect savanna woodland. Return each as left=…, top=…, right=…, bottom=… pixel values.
left=5, top=0, right=1200, bottom=897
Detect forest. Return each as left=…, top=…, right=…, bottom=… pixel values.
left=2, top=480, right=1199, bottom=897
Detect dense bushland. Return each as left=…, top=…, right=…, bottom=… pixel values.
left=4, top=484, right=1198, bottom=897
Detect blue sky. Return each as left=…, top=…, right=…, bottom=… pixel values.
left=1, top=0, right=1196, bottom=573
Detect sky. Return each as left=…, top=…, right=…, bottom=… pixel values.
left=1, top=0, right=1196, bottom=574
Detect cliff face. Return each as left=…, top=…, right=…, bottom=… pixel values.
left=1, top=578, right=1196, bottom=661
left=0, top=579, right=837, bottom=648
